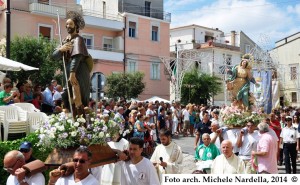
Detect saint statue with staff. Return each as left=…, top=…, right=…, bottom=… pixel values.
left=53, top=11, right=93, bottom=117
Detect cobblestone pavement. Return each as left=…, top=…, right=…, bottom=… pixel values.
left=173, top=135, right=300, bottom=174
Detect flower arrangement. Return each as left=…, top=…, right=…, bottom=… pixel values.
left=36, top=112, right=121, bottom=151
left=221, top=106, right=265, bottom=128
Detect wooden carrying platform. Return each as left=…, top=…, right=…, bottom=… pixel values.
left=45, top=144, right=117, bottom=168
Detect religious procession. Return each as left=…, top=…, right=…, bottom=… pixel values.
left=1, top=0, right=300, bottom=185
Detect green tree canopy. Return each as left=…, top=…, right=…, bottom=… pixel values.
left=106, top=72, right=145, bottom=100
left=9, top=36, right=62, bottom=86
left=181, top=69, right=223, bottom=105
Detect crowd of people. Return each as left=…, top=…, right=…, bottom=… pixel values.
left=2, top=81, right=300, bottom=184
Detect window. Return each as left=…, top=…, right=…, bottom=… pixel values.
left=38, top=0, right=49, bottom=4
left=195, top=61, right=201, bottom=70
left=129, top=22, right=136, bottom=38
left=103, top=37, right=113, bottom=51
left=292, top=92, right=297, bottom=103
left=145, top=1, right=151, bottom=17
left=39, top=26, right=51, bottom=39
left=152, top=26, right=158, bottom=41
left=151, top=62, right=160, bottom=80
left=82, top=35, right=93, bottom=49
left=290, top=66, right=297, bottom=80
left=127, top=60, right=137, bottom=73
left=245, top=44, right=251, bottom=53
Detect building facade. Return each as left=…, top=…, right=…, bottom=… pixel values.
left=270, top=32, right=300, bottom=107
left=169, top=25, right=242, bottom=105
left=0, top=0, right=171, bottom=101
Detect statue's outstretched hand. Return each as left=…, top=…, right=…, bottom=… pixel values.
left=59, top=42, right=73, bottom=52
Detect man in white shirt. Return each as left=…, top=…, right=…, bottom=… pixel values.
left=119, top=137, right=160, bottom=185
left=280, top=116, right=299, bottom=174
left=146, top=104, right=156, bottom=124
left=151, top=129, right=183, bottom=182
left=236, top=120, right=260, bottom=173
left=3, top=150, right=45, bottom=185
left=182, top=105, right=190, bottom=137
left=211, top=140, right=246, bottom=174
left=48, top=146, right=99, bottom=185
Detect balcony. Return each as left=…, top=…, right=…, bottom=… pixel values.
left=87, top=45, right=124, bottom=62
left=82, top=10, right=124, bottom=31
left=119, top=2, right=171, bottom=22
left=29, top=0, right=81, bottom=18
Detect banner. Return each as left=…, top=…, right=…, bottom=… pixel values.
left=272, top=80, right=280, bottom=108
left=252, top=70, right=272, bottom=113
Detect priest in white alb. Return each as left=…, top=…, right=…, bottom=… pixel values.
left=150, top=129, right=183, bottom=182
left=211, top=140, right=246, bottom=174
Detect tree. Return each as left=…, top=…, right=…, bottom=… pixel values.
left=106, top=72, right=145, bottom=100
left=181, top=69, right=223, bottom=105
left=8, top=36, right=62, bottom=86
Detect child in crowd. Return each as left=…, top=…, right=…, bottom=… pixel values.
left=32, top=92, right=42, bottom=110
left=143, top=116, right=153, bottom=155
left=150, top=123, right=157, bottom=147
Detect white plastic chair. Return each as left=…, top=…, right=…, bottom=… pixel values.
left=14, top=103, right=40, bottom=113
left=0, top=106, right=28, bottom=141
left=28, top=112, right=48, bottom=133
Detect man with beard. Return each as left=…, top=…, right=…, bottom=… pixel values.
left=53, top=11, right=91, bottom=117
left=48, top=146, right=99, bottom=185
left=119, top=137, right=159, bottom=185
left=150, top=129, right=183, bottom=182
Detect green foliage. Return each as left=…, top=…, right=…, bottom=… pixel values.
left=9, top=36, right=62, bottom=86
left=0, top=133, right=53, bottom=185
left=106, top=72, right=145, bottom=100
left=181, top=69, right=222, bottom=105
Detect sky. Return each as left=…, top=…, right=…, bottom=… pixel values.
left=164, top=0, right=300, bottom=49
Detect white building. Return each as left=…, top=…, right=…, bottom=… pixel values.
left=270, top=32, right=300, bottom=107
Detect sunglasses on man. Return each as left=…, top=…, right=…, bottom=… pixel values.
left=73, top=158, right=88, bottom=164
left=19, top=148, right=30, bottom=153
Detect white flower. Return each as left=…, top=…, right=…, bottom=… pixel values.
left=74, top=122, right=80, bottom=127
left=49, top=133, right=55, bottom=138
left=91, top=118, right=95, bottom=122
left=77, top=118, right=86, bottom=123
left=39, top=127, right=44, bottom=133
left=106, top=133, right=110, bottom=138
left=50, top=127, right=57, bottom=133
left=71, top=131, right=77, bottom=137
left=67, top=119, right=72, bottom=124
left=58, top=126, right=65, bottom=131
left=99, top=132, right=104, bottom=138
left=49, top=118, right=55, bottom=123
left=111, top=121, right=117, bottom=127
left=54, top=122, right=60, bottom=127
left=102, top=126, right=108, bottom=132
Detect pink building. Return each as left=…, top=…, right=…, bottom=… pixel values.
left=0, top=0, right=171, bottom=101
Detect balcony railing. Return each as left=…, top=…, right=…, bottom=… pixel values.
left=87, top=45, right=123, bottom=53
left=118, top=2, right=171, bottom=22
left=82, top=9, right=124, bottom=22
left=29, top=0, right=81, bottom=18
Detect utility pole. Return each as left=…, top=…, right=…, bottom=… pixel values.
left=6, top=0, right=11, bottom=59
left=175, top=43, right=179, bottom=101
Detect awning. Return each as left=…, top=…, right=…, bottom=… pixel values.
left=0, top=56, right=39, bottom=71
